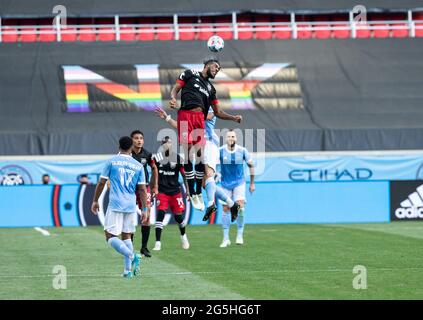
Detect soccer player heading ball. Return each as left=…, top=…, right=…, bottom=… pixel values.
left=169, top=58, right=242, bottom=216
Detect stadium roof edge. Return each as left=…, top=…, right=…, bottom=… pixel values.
left=1, top=8, right=423, bottom=19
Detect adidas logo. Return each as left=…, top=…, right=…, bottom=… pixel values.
left=395, top=184, right=423, bottom=219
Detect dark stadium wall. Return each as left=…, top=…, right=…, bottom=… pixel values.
left=1, top=39, right=423, bottom=155
left=1, top=0, right=421, bottom=17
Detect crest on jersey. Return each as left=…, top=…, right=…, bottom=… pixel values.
left=170, top=162, right=176, bottom=169
left=207, top=84, right=212, bottom=91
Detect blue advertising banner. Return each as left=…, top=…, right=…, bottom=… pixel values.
left=0, top=180, right=389, bottom=227
left=1, top=153, right=423, bottom=186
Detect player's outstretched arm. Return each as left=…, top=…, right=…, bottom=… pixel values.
left=154, top=107, right=177, bottom=129
left=247, top=160, right=255, bottom=194
left=169, top=83, right=182, bottom=109
left=91, top=178, right=107, bottom=214
left=211, top=104, right=242, bottom=123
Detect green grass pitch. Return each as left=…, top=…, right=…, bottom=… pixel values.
left=1, top=222, right=423, bottom=299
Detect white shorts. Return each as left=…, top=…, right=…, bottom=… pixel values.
left=204, top=140, right=219, bottom=172
left=219, top=183, right=246, bottom=205
left=103, top=209, right=137, bottom=236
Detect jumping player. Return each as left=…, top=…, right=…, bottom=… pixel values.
left=91, top=136, right=148, bottom=278
left=219, top=130, right=255, bottom=248
left=154, top=106, right=241, bottom=221
left=153, top=136, right=190, bottom=251
left=169, top=58, right=242, bottom=212
left=131, top=130, right=158, bottom=258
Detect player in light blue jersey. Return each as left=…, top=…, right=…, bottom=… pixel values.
left=219, top=129, right=255, bottom=247
left=91, top=136, right=149, bottom=278
left=154, top=106, right=241, bottom=221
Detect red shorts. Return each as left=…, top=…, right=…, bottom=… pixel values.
left=177, top=109, right=205, bottom=146
left=136, top=186, right=151, bottom=209
left=156, top=192, right=185, bottom=213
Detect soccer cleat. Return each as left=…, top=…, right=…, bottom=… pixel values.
left=140, top=247, right=152, bottom=258
left=122, top=271, right=133, bottom=279
left=181, top=234, right=190, bottom=249
left=236, top=235, right=244, bottom=245
left=219, top=239, right=231, bottom=248
left=190, top=194, right=202, bottom=210
left=202, top=204, right=216, bottom=221
left=197, top=194, right=205, bottom=211
left=153, top=241, right=161, bottom=251
left=230, top=203, right=241, bottom=222
left=131, top=253, right=141, bottom=277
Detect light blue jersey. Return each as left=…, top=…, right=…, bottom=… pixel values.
left=100, top=154, right=146, bottom=213
left=219, top=145, right=252, bottom=189
left=205, top=107, right=219, bottom=146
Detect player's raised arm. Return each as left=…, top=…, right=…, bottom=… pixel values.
left=154, top=107, right=177, bottom=129
left=169, top=83, right=183, bottom=109
left=211, top=103, right=242, bottom=123
left=91, top=177, right=107, bottom=214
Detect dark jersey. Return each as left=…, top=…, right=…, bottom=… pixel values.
left=154, top=152, right=185, bottom=195
left=132, top=148, right=154, bottom=183
left=176, top=69, right=218, bottom=119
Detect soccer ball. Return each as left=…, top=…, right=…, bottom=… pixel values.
left=207, top=35, right=224, bottom=53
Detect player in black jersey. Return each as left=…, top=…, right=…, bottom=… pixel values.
left=169, top=58, right=242, bottom=212
left=152, top=136, right=190, bottom=251
left=130, top=130, right=158, bottom=258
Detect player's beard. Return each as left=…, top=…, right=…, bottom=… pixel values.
left=206, top=68, right=215, bottom=79
left=230, top=141, right=236, bottom=148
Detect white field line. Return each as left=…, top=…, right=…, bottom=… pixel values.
left=34, top=227, right=50, bottom=236
left=1, top=267, right=423, bottom=279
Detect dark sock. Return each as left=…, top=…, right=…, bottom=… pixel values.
left=174, top=214, right=186, bottom=236
left=155, top=210, right=165, bottom=241
left=141, top=225, right=150, bottom=248
left=195, top=163, right=204, bottom=195
left=184, top=161, right=196, bottom=195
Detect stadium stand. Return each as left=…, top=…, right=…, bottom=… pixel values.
left=1, top=0, right=423, bottom=155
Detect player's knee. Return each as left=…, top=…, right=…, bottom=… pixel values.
left=237, top=200, right=245, bottom=208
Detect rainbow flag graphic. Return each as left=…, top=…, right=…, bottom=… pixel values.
left=62, top=64, right=162, bottom=112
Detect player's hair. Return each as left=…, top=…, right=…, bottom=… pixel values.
left=42, top=174, right=49, bottom=178
left=161, top=136, right=171, bottom=145
left=203, top=58, right=220, bottom=67
left=130, top=130, right=144, bottom=138
left=119, top=136, right=133, bottom=151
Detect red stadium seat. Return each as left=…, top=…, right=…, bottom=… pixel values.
left=373, top=24, right=390, bottom=38
left=156, top=26, right=174, bottom=40
left=20, top=28, right=38, bottom=42
left=79, top=27, right=96, bottom=41
left=119, top=27, right=136, bottom=41
left=391, top=23, right=409, bottom=38
left=314, top=24, right=331, bottom=39
left=197, top=24, right=214, bottom=40
left=273, top=25, right=291, bottom=39
left=179, top=25, right=196, bottom=40
left=297, top=24, right=313, bottom=39
left=332, top=23, right=350, bottom=38
left=60, top=27, right=78, bottom=42
left=255, top=25, right=273, bottom=39
left=39, top=28, right=57, bottom=42
left=355, top=24, right=371, bottom=38
left=215, top=16, right=233, bottom=40
left=1, top=27, right=19, bottom=42
left=137, top=26, right=155, bottom=41
left=98, top=27, right=116, bottom=41
left=237, top=23, right=254, bottom=39
left=415, top=23, right=423, bottom=37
